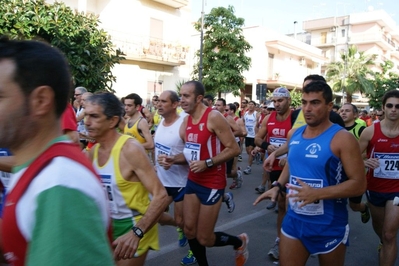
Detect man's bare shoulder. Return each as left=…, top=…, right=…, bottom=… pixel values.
left=121, top=138, right=146, bottom=156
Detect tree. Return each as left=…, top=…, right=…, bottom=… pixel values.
left=0, top=0, right=123, bottom=92
left=193, top=6, right=252, bottom=97
left=326, top=45, right=376, bottom=103
left=365, top=60, right=399, bottom=109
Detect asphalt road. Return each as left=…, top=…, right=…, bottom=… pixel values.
left=146, top=153, right=398, bottom=266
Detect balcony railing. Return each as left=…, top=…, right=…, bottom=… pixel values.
left=349, top=32, right=396, bottom=49
left=106, top=29, right=188, bottom=66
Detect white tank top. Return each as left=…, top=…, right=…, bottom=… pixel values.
left=154, top=115, right=189, bottom=187
left=244, top=111, right=257, bottom=138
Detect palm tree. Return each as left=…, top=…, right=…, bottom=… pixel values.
left=326, top=45, right=376, bottom=103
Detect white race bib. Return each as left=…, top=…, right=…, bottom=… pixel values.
left=374, top=153, right=399, bottom=179
left=183, top=142, right=201, bottom=162
left=288, top=176, right=324, bottom=216
left=270, top=137, right=287, bottom=159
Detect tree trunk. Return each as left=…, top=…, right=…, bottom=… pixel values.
left=346, top=94, right=353, bottom=103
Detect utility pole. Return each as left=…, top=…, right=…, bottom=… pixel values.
left=199, top=0, right=205, bottom=83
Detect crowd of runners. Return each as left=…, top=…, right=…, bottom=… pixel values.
left=0, top=38, right=398, bottom=266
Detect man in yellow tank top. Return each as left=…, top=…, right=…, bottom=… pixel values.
left=123, top=93, right=154, bottom=150
left=84, top=93, right=168, bottom=266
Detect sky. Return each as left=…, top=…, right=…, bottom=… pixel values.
left=190, top=0, right=399, bottom=34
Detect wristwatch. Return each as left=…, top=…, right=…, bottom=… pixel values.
left=132, top=226, right=144, bottom=239
left=205, top=158, right=214, bottom=168
left=271, top=181, right=284, bottom=196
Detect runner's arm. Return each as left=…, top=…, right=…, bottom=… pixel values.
left=138, top=119, right=155, bottom=150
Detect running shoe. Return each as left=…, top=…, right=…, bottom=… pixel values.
left=235, top=233, right=249, bottom=266
left=361, top=202, right=370, bottom=223
left=177, top=227, right=188, bottom=247
left=181, top=250, right=197, bottom=265
left=225, top=192, right=235, bottom=213
left=266, top=201, right=276, bottom=210
left=255, top=186, right=265, bottom=194
left=237, top=171, right=243, bottom=188
left=229, top=180, right=238, bottom=190
left=243, top=166, right=251, bottom=175
left=238, top=154, right=242, bottom=162
left=268, top=242, right=279, bottom=260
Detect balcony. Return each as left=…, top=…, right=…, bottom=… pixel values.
left=152, top=0, right=188, bottom=8
left=106, top=30, right=188, bottom=66
left=391, top=47, right=399, bottom=60
left=349, top=32, right=396, bottom=51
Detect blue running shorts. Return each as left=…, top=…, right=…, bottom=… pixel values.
left=281, top=214, right=349, bottom=255
left=185, top=179, right=224, bottom=205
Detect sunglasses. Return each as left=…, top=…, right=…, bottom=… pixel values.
left=262, top=106, right=268, bottom=109
left=225, top=109, right=230, bottom=112
left=385, top=103, right=399, bottom=109
left=376, top=114, right=383, bottom=117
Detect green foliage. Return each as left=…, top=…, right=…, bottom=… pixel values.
left=0, top=0, right=124, bottom=92
left=193, top=6, right=252, bottom=97
left=289, top=89, right=302, bottom=108
left=175, top=79, right=188, bottom=94
left=326, top=45, right=376, bottom=103
left=365, top=60, right=399, bottom=109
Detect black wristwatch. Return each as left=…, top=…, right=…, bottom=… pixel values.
left=271, top=181, right=284, bottom=196
left=132, top=226, right=144, bottom=239
left=205, top=158, right=214, bottom=168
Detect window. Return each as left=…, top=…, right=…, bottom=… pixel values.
left=321, top=32, right=327, bottom=44
left=150, top=18, right=163, bottom=39
left=341, top=29, right=346, bottom=37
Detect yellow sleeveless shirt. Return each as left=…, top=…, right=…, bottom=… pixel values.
left=124, top=117, right=146, bottom=144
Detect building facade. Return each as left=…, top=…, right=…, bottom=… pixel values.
left=47, top=0, right=192, bottom=105
left=302, top=9, right=399, bottom=75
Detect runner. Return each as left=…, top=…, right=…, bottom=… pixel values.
left=254, top=81, right=366, bottom=266
left=358, top=89, right=399, bottom=266
left=242, top=100, right=257, bottom=175
left=179, top=80, right=248, bottom=266
left=85, top=92, right=168, bottom=266
left=0, top=38, right=113, bottom=265
left=253, top=87, right=293, bottom=260
left=153, top=90, right=197, bottom=265
left=340, top=103, right=370, bottom=223
left=123, top=93, right=154, bottom=150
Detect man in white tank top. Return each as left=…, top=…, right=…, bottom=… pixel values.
left=243, top=100, right=257, bottom=174
left=154, top=91, right=197, bottom=265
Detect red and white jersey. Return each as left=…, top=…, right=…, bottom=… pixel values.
left=267, top=111, right=292, bottom=171
left=183, top=108, right=226, bottom=189
left=366, top=122, right=399, bottom=193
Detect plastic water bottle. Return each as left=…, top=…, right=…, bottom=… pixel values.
left=393, top=196, right=399, bottom=206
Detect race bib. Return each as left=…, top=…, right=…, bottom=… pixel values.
left=155, top=142, right=171, bottom=157
left=270, top=137, right=287, bottom=159
left=373, top=152, right=399, bottom=179
left=100, top=174, right=118, bottom=214
left=288, top=176, right=324, bottom=216
left=183, top=142, right=201, bottom=162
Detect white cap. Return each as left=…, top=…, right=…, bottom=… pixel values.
left=267, top=102, right=275, bottom=109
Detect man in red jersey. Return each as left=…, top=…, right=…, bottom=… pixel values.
left=179, top=81, right=248, bottom=266
left=253, top=87, right=292, bottom=261
left=359, top=90, right=399, bottom=266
